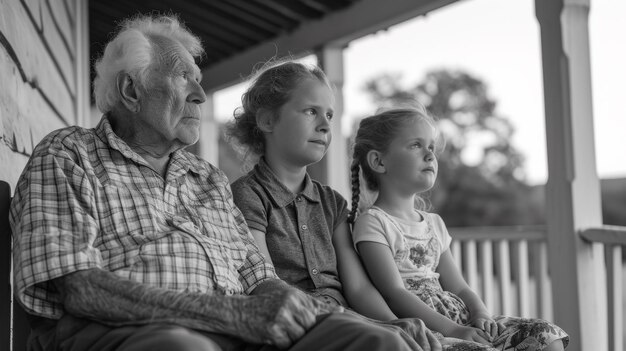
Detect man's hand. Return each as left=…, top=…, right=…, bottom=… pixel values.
left=242, top=280, right=342, bottom=349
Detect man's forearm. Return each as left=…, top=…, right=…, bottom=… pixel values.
left=56, top=269, right=343, bottom=347
left=55, top=268, right=249, bottom=335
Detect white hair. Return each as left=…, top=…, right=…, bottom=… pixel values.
left=93, top=15, right=204, bottom=113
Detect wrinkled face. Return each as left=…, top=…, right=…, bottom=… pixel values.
left=381, top=118, right=439, bottom=194
left=266, top=78, right=335, bottom=167
left=136, top=43, right=206, bottom=149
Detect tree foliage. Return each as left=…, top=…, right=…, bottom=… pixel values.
left=362, top=70, right=543, bottom=226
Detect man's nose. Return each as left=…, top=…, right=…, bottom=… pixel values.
left=188, top=80, right=207, bottom=104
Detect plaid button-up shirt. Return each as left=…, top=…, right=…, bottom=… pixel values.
left=11, top=116, right=277, bottom=319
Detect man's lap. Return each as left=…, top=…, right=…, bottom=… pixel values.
left=28, top=314, right=262, bottom=351
left=28, top=312, right=413, bottom=351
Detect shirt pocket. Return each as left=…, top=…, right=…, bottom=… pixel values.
left=179, top=181, right=248, bottom=271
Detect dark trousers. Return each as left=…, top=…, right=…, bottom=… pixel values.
left=28, top=312, right=421, bottom=351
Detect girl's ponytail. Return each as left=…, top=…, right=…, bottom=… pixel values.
left=348, top=159, right=361, bottom=225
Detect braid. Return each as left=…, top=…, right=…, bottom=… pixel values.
left=348, top=159, right=361, bottom=225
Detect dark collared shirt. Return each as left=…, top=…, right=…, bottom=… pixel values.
left=232, top=158, right=349, bottom=306
left=11, top=116, right=276, bottom=319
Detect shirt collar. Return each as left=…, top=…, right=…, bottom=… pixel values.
left=95, top=115, right=201, bottom=176
left=254, top=157, right=320, bottom=208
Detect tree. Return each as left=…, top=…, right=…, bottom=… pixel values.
left=362, top=70, right=542, bottom=226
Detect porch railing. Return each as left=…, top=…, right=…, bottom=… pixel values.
left=580, top=225, right=626, bottom=351
left=447, top=226, right=552, bottom=320
left=448, top=224, right=626, bottom=351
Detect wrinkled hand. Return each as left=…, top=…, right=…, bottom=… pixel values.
left=470, top=315, right=505, bottom=340
left=381, top=318, right=442, bottom=351
left=449, top=325, right=492, bottom=345
left=237, top=288, right=342, bottom=349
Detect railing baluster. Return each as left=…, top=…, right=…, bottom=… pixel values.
left=480, top=240, right=494, bottom=314
left=465, top=240, right=478, bottom=293
left=531, top=241, right=551, bottom=320
left=514, top=240, right=530, bottom=317
left=606, top=244, right=623, bottom=351
left=497, top=240, right=512, bottom=316
left=451, top=240, right=462, bottom=271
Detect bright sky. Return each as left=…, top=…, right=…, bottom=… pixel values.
left=214, top=0, right=626, bottom=185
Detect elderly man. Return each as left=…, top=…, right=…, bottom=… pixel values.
left=10, top=15, right=440, bottom=351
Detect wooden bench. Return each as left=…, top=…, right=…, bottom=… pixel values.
left=1, top=181, right=30, bottom=351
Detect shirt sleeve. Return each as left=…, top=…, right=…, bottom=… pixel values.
left=231, top=179, right=268, bottom=234
left=429, top=213, right=452, bottom=251
left=351, top=211, right=391, bottom=253
left=332, top=190, right=349, bottom=231
left=225, top=182, right=278, bottom=294
left=10, top=134, right=103, bottom=318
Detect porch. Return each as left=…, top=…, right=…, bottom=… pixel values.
left=192, top=1, right=624, bottom=347
left=89, top=0, right=626, bottom=351
left=1, top=0, right=624, bottom=350
left=448, top=224, right=626, bottom=350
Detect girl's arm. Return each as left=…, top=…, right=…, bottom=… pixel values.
left=249, top=229, right=275, bottom=265
left=437, top=249, right=504, bottom=337
left=332, top=221, right=397, bottom=320
left=358, top=241, right=490, bottom=344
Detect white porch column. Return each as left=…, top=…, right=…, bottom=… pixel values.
left=197, top=93, right=219, bottom=165
left=535, top=1, right=606, bottom=350
left=310, top=46, right=350, bottom=199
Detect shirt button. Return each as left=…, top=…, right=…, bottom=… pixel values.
left=301, top=224, right=308, bottom=230
left=296, top=196, right=303, bottom=202
left=311, top=268, right=319, bottom=275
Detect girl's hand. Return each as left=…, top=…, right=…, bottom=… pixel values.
left=449, top=325, right=491, bottom=345
left=470, top=315, right=505, bottom=339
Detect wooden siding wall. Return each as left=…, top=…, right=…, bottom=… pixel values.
left=0, top=0, right=88, bottom=188
left=1, top=1, right=87, bottom=350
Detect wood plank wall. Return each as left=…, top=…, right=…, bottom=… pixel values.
left=1, top=1, right=87, bottom=350
left=0, top=0, right=88, bottom=188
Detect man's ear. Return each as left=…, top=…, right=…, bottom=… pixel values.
left=366, top=150, right=386, bottom=174
left=117, top=73, right=141, bottom=113
left=256, top=108, right=275, bottom=133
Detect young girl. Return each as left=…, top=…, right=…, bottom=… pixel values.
left=226, top=60, right=400, bottom=321
left=348, top=106, right=569, bottom=351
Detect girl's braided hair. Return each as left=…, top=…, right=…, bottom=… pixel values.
left=348, top=105, right=439, bottom=224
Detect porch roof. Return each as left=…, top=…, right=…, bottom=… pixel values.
left=88, top=0, right=456, bottom=92
left=89, top=0, right=360, bottom=69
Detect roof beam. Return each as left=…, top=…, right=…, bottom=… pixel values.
left=201, top=0, right=457, bottom=92
left=254, top=0, right=325, bottom=21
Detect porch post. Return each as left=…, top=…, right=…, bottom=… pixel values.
left=535, top=1, right=606, bottom=350
left=197, top=93, right=219, bottom=165
left=311, top=46, right=350, bottom=199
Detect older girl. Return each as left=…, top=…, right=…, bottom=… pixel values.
left=226, top=60, right=399, bottom=319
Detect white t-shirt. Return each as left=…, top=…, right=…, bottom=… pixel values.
left=352, top=206, right=452, bottom=282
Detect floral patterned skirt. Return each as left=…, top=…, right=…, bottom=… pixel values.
left=405, top=277, right=569, bottom=351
